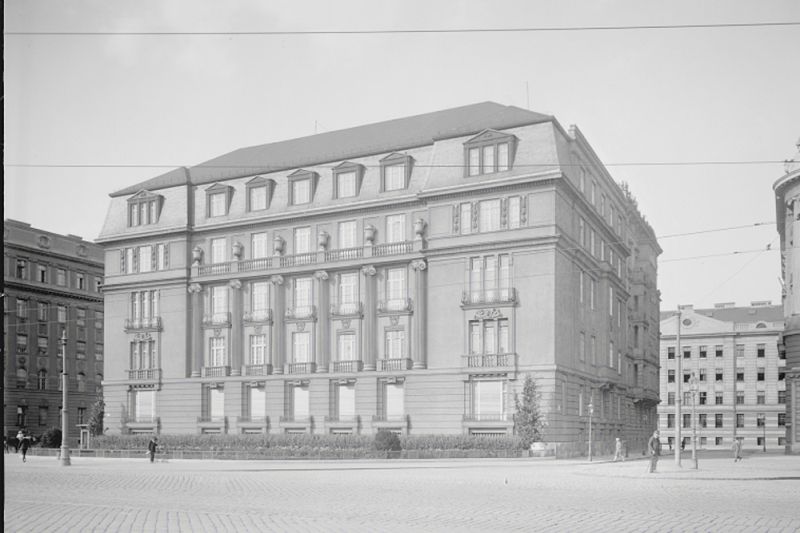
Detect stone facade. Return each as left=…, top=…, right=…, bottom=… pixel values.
left=773, top=138, right=800, bottom=453
left=97, top=102, right=660, bottom=454
left=3, top=220, right=104, bottom=444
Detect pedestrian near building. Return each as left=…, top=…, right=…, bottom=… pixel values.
left=732, top=438, right=743, bottom=462
left=613, top=438, right=625, bottom=462
left=147, top=437, right=158, bottom=463
left=648, top=430, right=661, bottom=473
left=19, top=435, right=31, bottom=462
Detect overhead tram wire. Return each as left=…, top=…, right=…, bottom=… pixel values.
left=5, top=21, right=800, bottom=36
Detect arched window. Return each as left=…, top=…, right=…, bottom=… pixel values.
left=77, top=372, right=86, bottom=392
left=38, top=369, right=47, bottom=390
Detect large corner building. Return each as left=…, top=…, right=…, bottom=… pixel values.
left=773, top=138, right=800, bottom=453
left=98, top=102, right=661, bottom=455
left=4, top=220, right=104, bottom=445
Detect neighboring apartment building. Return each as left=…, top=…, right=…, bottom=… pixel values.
left=98, top=102, right=660, bottom=454
left=3, top=220, right=104, bottom=445
left=773, top=138, right=800, bottom=454
left=659, top=303, right=787, bottom=452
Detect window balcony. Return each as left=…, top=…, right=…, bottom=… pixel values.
left=286, top=362, right=316, bottom=374
left=202, top=365, right=231, bottom=377
left=243, top=309, right=272, bottom=324
left=378, top=358, right=413, bottom=371
left=285, top=306, right=316, bottom=320
left=330, top=301, right=363, bottom=318
left=460, top=288, right=516, bottom=307
left=373, top=241, right=414, bottom=256
left=377, top=298, right=413, bottom=314
left=244, top=364, right=272, bottom=376
left=331, top=360, right=363, bottom=373
left=124, top=316, right=163, bottom=332
left=127, top=368, right=162, bottom=381
left=325, top=247, right=363, bottom=262
left=202, top=312, right=231, bottom=327
left=462, top=353, right=516, bottom=369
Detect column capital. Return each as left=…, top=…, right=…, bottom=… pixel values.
left=229, top=279, right=242, bottom=290
left=314, top=270, right=329, bottom=281
left=270, top=274, right=285, bottom=286
left=410, top=259, right=428, bottom=272
left=361, top=265, right=377, bottom=277
left=188, top=283, right=203, bottom=294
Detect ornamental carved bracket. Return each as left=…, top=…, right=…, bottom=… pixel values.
left=474, top=308, right=503, bottom=320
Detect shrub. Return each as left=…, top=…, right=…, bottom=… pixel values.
left=374, top=430, right=401, bottom=451
left=40, top=427, right=62, bottom=448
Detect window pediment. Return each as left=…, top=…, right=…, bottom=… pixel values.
left=380, top=153, right=414, bottom=192
left=127, top=190, right=164, bottom=227
left=333, top=162, right=365, bottom=199
left=465, top=129, right=516, bottom=146
left=288, top=170, right=319, bottom=205
left=129, top=190, right=163, bottom=201
left=246, top=176, right=276, bottom=212
left=463, top=130, right=517, bottom=177
left=206, top=183, right=234, bottom=218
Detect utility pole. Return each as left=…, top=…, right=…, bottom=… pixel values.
left=588, top=395, right=594, bottom=462
left=675, top=307, right=682, bottom=467
left=60, top=330, right=71, bottom=466
left=690, top=372, right=699, bottom=469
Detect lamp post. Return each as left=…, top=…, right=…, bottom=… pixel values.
left=588, top=400, right=594, bottom=462
left=758, top=413, right=766, bottom=452
left=59, top=331, right=71, bottom=466
left=689, top=372, right=699, bottom=469
left=675, top=307, right=682, bottom=467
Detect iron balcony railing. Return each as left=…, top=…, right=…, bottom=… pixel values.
left=124, top=316, right=163, bottom=331
left=460, top=288, right=516, bottom=306
left=243, top=309, right=273, bottom=323
left=330, top=301, right=363, bottom=317
left=462, top=353, right=515, bottom=368
left=127, top=368, right=162, bottom=381
left=377, top=298, right=413, bottom=313
left=378, top=358, right=413, bottom=371
left=285, top=306, right=316, bottom=320
left=202, top=312, right=231, bottom=327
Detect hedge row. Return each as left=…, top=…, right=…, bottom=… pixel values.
left=92, top=433, right=526, bottom=452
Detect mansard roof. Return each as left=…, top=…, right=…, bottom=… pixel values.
left=111, top=102, right=552, bottom=197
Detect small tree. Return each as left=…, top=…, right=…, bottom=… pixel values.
left=40, top=427, right=62, bottom=448
left=514, top=374, right=544, bottom=448
left=88, top=392, right=105, bottom=436
left=374, top=429, right=401, bottom=452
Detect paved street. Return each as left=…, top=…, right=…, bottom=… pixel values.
left=4, top=453, right=800, bottom=532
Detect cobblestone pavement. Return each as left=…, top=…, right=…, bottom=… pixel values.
left=4, top=453, right=800, bottom=532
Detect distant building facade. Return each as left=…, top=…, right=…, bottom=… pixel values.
left=659, top=303, right=787, bottom=452
left=3, top=220, right=104, bottom=444
left=98, top=102, right=660, bottom=455
left=773, top=138, right=800, bottom=453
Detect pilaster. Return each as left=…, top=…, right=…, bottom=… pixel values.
left=411, top=259, right=427, bottom=369
left=361, top=265, right=378, bottom=371
left=188, top=283, right=204, bottom=377
left=314, top=271, right=330, bottom=373
left=229, top=279, right=243, bottom=376
left=271, top=275, right=285, bottom=374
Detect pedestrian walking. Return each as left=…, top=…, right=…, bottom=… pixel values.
left=20, top=435, right=31, bottom=462
left=732, top=438, right=743, bottom=462
left=148, top=437, right=158, bottom=463
left=613, top=437, right=625, bottom=462
left=647, top=430, right=661, bottom=473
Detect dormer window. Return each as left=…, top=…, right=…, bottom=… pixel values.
left=206, top=183, right=233, bottom=218
left=127, top=190, right=164, bottom=227
left=288, top=169, right=318, bottom=206
left=381, top=153, right=414, bottom=192
left=246, top=176, right=275, bottom=212
left=464, top=130, right=516, bottom=177
left=333, top=162, right=365, bottom=199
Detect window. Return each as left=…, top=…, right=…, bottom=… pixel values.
left=667, top=414, right=675, bottom=428
left=76, top=272, right=86, bottom=290
left=683, top=413, right=691, bottom=428
left=384, top=165, right=405, bottom=191
left=757, top=393, right=765, bottom=405
left=292, top=332, right=311, bottom=363
left=735, top=369, right=744, bottom=381
left=699, top=414, right=707, bottom=428
left=386, top=214, right=406, bottom=243
left=715, top=345, right=723, bottom=357
left=250, top=335, right=267, bottom=365
left=715, top=369, right=723, bottom=382
left=778, top=413, right=786, bottom=426
left=292, top=179, right=311, bottom=205
left=38, top=336, right=48, bottom=354
left=735, top=344, right=745, bottom=357
left=590, top=278, right=596, bottom=310
left=699, top=369, right=706, bottom=382
left=56, top=268, right=67, bottom=286
left=778, top=391, right=786, bottom=404
left=715, top=414, right=723, bottom=428
left=699, top=392, right=707, bottom=405
left=683, top=373, right=691, bottom=384
left=460, top=203, right=473, bottom=235
left=210, top=238, right=226, bottom=264
left=667, top=347, right=675, bottom=359
left=209, top=337, right=226, bottom=367
left=736, top=392, right=744, bottom=405
left=683, top=347, right=691, bottom=359
left=38, top=406, right=48, bottom=426
left=130, top=290, right=160, bottom=325
left=591, top=336, right=597, bottom=366
left=757, top=344, right=765, bottom=358
left=209, top=192, right=227, bottom=217
left=384, top=382, right=405, bottom=419
left=336, top=383, right=356, bottom=419
left=507, top=197, right=521, bottom=229
left=252, top=233, right=268, bottom=259
left=579, top=332, right=586, bottom=362
left=36, top=264, right=48, bottom=283
left=385, top=330, right=405, bottom=358
left=251, top=281, right=269, bottom=319
left=17, top=333, right=28, bottom=352
left=478, top=200, right=501, bottom=232
left=464, top=132, right=515, bottom=176
left=469, top=319, right=509, bottom=355
left=292, top=385, right=309, bottom=419
left=699, top=345, right=707, bottom=358
left=77, top=373, right=86, bottom=392
left=668, top=370, right=675, bottom=383
left=250, top=387, right=266, bottom=419
left=716, top=437, right=723, bottom=445
left=294, top=227, right=312, bottom=255
left=294, top=277, right=312, bottom=315
left=473, top=380, right=505, bottom=419
left=338, top=272, right=359, bottom=314
left=38, top=370, right=47, bottom=390
left=386, top=268, right=406, bottom=306
left=779, top=372, right=786, bottom=381
left=757, top=371, right=765, bottom=381
left=246, top=177, right=274, bottom=211
left=339, top=221, right=358, bottom=250
left=128, top=192, right=162, bottom=226
left=156, top=243, right=169, bottom=270
left=736, top=414, right=744, bottom=428
left=715, top=392, right=723, bottom=405
left=16, top=259, right=28, bottom=278
left=57, top=305, right=67, bottom=323
left=130, top=339, right=156, bottom=369
left=209, top=388, right=224, bottom=420
left=338, top=333, right=357, bottom=361
left=757, top=414, right=766, bottom=427
left=37, top=302, right=48, bottom=322
left=138, top=246, right=152, bottom=273
left=211, top=286, right=228, bottom=319
left=667, top=392, right=675, bottom=405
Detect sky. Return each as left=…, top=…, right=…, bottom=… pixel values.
left=4, top=0, right=800, bottom=311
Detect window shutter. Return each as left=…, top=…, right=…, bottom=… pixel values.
left=164, top=244, right=169, bottom=268
left=151, top=245, right=156, bottom=270
left=133, top=248, right=139, bottom=272
left=120, top=249, right=126, bottom=273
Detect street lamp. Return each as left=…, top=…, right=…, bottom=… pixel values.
left=60, top=330, right=71, bottom=466
left=588, top=400, right=594, bottom=462
left=758, top=413, right=766, bottom=452
left=689, top=372, right=699, bottom=469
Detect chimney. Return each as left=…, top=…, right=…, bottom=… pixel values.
left=714, top=302, right=735, bottom=309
